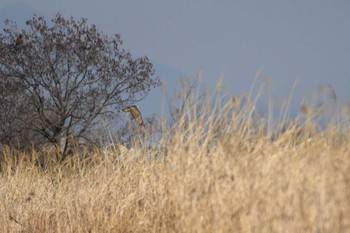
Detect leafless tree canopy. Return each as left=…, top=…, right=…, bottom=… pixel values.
left=0, top=14, right=160, bottom=153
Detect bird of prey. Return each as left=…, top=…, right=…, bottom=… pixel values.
left=122, top=105, right=144, bottom=127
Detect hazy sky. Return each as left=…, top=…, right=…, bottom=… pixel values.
left=1, top=0, right=349, bottom=118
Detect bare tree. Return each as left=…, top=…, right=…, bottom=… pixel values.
left=0, top=14, right=160, bottom=155
left=0, top=75, right=42, bottom=147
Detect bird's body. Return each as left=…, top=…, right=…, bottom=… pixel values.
left=122, top=105, right=144, bottom=127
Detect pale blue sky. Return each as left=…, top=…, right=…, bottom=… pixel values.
left=1, top=0, right=349, bottom=118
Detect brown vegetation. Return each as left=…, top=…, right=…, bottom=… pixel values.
left=1, top=82, right=350, bottom=233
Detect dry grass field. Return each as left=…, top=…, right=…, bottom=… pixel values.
left=1, top=81, right=350, bottom=233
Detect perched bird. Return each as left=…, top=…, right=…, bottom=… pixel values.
left=122, top=105, right=144, bottom=127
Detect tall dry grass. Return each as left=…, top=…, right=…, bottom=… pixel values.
left=1, top=78, right=350, bottom=233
